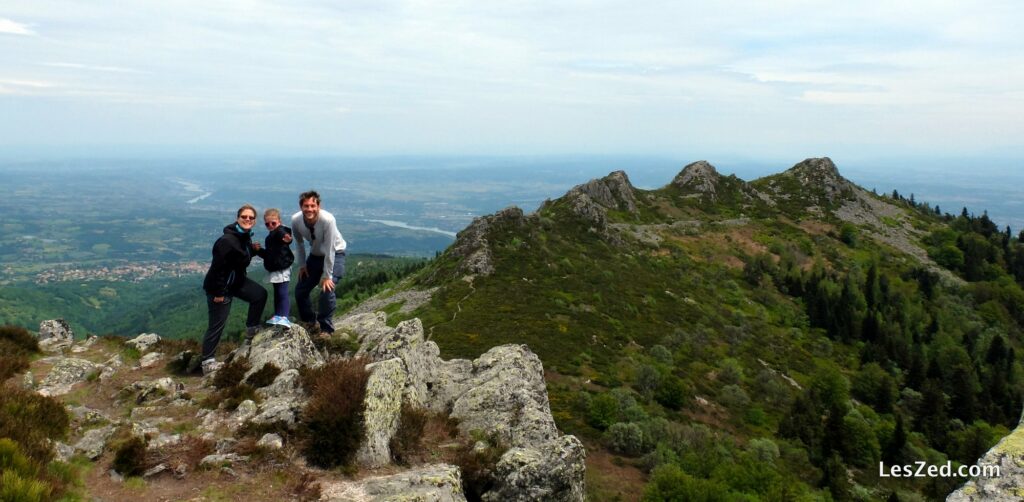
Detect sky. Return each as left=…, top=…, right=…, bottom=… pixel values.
left=2, top=1, right=1023, bottom=161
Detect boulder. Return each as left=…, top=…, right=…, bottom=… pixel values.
left=39, top=319, right=74, bottom=342
left=124, top=377, right=183, bottom=404
left=38, top=319, right=74, bottom=352
left=257, top=433, right=284, bottom=450
left=357, top=358, right=407, bottom=468
left=38, top=357, right=98, bottom=396
left=138, top=352, right=164, bottom=368
left=255, top=368, right=304, bottom=400
left=484, top=436, right=587, bottom=502
left=236, top=325, right=324, bottom=377
left=74, top=425, right=115, bottom=460
left=320, top=463, right=466, bottom=502
left=126, top=333, right=161, bottom=352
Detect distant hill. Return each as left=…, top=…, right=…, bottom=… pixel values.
left=366, top=157, right=1024, bottom=500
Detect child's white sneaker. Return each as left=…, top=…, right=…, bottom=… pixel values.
left=277, top=317, right=292, bottom=328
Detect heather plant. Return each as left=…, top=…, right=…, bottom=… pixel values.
left=111, top=436, right=148, bottom=477
left=298, top=357, right=371, bottom=468
left=452, top=436, right=508, bottom=502
left=245, top=362, right=281, bottom=388
left=0, top=385, right=69, bottom=465
left=389, top=403, right=429, bottom=465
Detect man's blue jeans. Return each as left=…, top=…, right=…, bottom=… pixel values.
left=295, top=252, right=345, bottom=333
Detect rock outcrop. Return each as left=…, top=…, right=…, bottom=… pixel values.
left=38, top=319, right=74, bottom=352
left=672, top=160, right=721, bottom=197
left=235, top=324, right=324, bottom=377
left=341, top=312, right=587, bottom=500
left=357, top=358, right=407, bottom=468
left=448, top=207, right=529, bottom=278
left=126, top=333, right=161, bottom=352
left=38, top=357, right=99, bottom=396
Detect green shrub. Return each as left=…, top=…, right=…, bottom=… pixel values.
left=390, top=403, right=429, bottom=465
left=299, top=357, right=371, bottom=468
left=245, top=363, right=282, bottom=388
left=0, top=470, right=51, bottom=502
left=111, top=436, right=148, bottom=477
left=605, top=422, right=644, bottom=456
left=587, top=393, right=619, bottom=430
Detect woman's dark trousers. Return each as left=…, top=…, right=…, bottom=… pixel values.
left=201, top=278, right=267, bottom=361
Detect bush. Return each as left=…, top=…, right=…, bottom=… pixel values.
left=299, top=357, right=371, bottom=468
left=212, top=358, right=251, bottom=389
left=245, top=363, right=281, bottom=388
left=390, top=403, right=429, bottom=465
left=587, top=393, right=619, bottom=430
left=0, top=355, right=30, bottom=382
left=111, top=436, right=148, bottom=477
left=0, top=385, right=69, bottom=465
left=0, top=325, right=39, bottom=354
left=606, top=422, right=645, bottom=456
left=655, top=376, right=688, bottom=411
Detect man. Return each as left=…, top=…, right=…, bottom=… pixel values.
left=291, top=190, right=347, bottom=334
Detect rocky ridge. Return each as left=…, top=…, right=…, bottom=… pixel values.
left=23, top=316, right=584, bottom=501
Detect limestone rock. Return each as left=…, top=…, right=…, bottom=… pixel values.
left=357, top=358, right=407, bottom=468
left=236, top=324, right=324, bottom=377
left=38, top=357, right=98, bottom=396
left=74, top=425, right=115, bottom=460
left=320, top=463, right=466, bottom=502
left=126, top=333, right=161, bottom=352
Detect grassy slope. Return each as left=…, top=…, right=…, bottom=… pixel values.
left=404, top=169, right=1022, bottom=500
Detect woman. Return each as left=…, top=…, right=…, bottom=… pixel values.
left=200, top=204, right=268, bottom=375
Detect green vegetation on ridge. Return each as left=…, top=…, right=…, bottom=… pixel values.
left=409, top=162, right=1024, bottom=501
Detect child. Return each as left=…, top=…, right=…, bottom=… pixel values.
left=257, top=208, right=295, bottom=327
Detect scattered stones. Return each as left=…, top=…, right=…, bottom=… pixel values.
left=233, top=400, right=258, bottom=424
left=320, top=464, right=466, bottom=502
left=126, top=333, right=161, bottom=352
left=126, top=377, right=183, bottom=404
left=69, top=405, right=109, bottom=425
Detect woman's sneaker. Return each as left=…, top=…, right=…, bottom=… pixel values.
left=277, top=317, right=292, bottom=328
left=266, top=316, right=281, bottom=326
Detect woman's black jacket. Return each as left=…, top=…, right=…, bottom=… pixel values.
left=202, top=224, right=255, bottom=297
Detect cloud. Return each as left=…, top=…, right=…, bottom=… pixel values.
left=41, top=62, right=144, bottom=74
left=0, top=18, right=35, bottom=36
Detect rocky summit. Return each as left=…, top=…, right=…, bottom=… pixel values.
left=16, top=316, right=583, bottom=501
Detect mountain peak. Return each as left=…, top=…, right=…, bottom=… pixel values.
left=783, top=157, right=844, bottom=186
left=671, top=160, right=721, bottom=193
left=566, top=170, right=638, bottom=213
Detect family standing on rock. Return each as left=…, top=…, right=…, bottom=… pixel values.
left=200, top=190, right=346, bottom=375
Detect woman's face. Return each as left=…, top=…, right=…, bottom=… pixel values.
left=237, top=209, right=257, bottom=231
